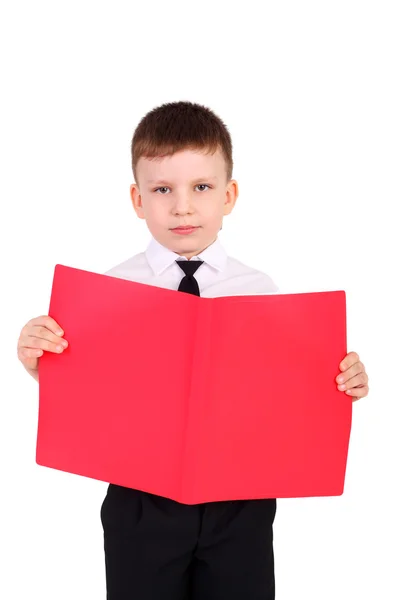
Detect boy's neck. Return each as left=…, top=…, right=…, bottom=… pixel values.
left=170, top=237, right=218, bottom=260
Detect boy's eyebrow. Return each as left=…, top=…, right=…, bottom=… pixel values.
left=147, top=176, right=218, bottom=185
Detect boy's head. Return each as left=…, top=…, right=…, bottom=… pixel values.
left=130, top=101, right=238, bottom=259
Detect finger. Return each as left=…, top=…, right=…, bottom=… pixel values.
left=20, top=334, right=68, bottom=353
left=339, top=351, right=360, bottom=371
left=344, top=384, right=369, bottom=400
left=336, top=361, right=365, bottom=384
left=23, top=315, right=64, bottom=337
left=18, top=347, right=44, bottom=360
left=19, top=324, right=68, bottom=347
left=337, top=372, right=369, bottom=391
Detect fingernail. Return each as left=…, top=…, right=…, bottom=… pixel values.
left=338, top=384, right=346, bottom=390
left=56, top=330, right=63, bottom=336
left=61, top=340, right=68, bottom=347
left=56, top=345, right=63, bottom=352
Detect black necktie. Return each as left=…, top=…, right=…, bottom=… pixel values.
left=176, top=260, right=203, bottom=296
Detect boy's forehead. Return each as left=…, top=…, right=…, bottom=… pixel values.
left=137, top=148, right=225, bottom=183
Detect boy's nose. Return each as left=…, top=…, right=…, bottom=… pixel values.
left=173, top=195, right=194, bottom=214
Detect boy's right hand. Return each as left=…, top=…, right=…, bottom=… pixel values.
left=17, top=316, right=68, bottom=374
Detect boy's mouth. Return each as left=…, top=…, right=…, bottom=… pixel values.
left=171, top=226, right=199, bottom=235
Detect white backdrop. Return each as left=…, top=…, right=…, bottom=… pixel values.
left=1, top=1, right=399, bottom=598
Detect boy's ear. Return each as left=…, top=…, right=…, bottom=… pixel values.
left=130, top=184, right=145, bottom=219
left=223, top=179, right=239, bottom=216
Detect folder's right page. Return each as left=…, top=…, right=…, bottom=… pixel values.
left=185, top=290, right=351, bottom=504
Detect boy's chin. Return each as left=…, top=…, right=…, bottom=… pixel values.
left=161, top=231, right=217, bottom=255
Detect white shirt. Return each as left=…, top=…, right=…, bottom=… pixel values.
left=105, top=237, right=279, bottom=297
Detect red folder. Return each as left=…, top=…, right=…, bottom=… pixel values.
left=36, top=264, right=351, bottom=503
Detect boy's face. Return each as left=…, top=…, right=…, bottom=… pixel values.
left=130, top=148, right=238, bottom=259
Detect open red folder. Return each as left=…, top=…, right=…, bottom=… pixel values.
left=36, top=264, right=351, bottom=503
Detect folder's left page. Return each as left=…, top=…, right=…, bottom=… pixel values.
left=36, top=264, right=195, bottom=500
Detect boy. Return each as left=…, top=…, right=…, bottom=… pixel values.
left=17, top=101, right=370, bottom=599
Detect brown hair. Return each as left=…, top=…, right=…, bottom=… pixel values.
left=131, top=101, right=233, bottom=183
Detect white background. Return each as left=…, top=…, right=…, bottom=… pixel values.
left=1, top=1, right=399, bottom=598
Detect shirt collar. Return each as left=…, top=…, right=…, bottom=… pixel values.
left=145, top=236, right=228, bottom=276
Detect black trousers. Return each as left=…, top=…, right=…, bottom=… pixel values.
left=101, top=484, right=277, bottom=599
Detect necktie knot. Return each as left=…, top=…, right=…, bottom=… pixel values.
left=176, top=260, right=204, bottom=278
left=176, top=260, right=204, bottom=296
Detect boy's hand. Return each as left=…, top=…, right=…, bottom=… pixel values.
left=17, top=316, right=68, bottom=374
left=336, top=351, right=369, bottom=402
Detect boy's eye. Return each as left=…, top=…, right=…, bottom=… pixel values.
left=154, top=184, right=211, bottom=194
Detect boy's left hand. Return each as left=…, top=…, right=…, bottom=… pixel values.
left=336, top=351, right=369, bottom=402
